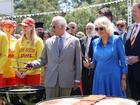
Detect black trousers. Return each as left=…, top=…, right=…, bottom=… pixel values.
left=128, top=67, right=140, bottom=100
left=81, top=68, right=94, bottom=95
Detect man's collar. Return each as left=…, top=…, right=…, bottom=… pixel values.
left=57, top=31, right=67, bottom=38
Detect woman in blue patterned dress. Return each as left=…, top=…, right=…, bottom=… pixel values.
left=84, top=16, right=127, bottom=97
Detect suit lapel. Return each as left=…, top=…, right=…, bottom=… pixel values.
left=134, top=30, right=140, bottom=44
left=126, top=24, right=135, bottom=41
left=134, top=25, right=140, bottom=39
left=52, top=36, right=59, bottom=56
left=84, top=37, right=88, bottom=48
left=62, top=34, right=71, bottom=51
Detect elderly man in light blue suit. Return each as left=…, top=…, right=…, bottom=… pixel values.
left=25, top=16, right=82, bottom=99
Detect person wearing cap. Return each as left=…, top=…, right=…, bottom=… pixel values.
left=1, top=20, right=17, bottom=87
left=35, top=22, right=45, bottom=40
left=0, top=29, right=8, bottom=87
left=14, top=17, right=44, bottom=86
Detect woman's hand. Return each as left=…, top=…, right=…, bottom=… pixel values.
left=121, top=74, right=127, bottom=91
left=83, top=57, right=94, bottom=69
left=16, top=71, right=23, bottom=78
left=83, top=58, right=90, bottom=68
left=121, top=79, right=127, bottom=91
left=16, top=71, right=27, bottom=79
left=20, top=72, right=27, bottom=78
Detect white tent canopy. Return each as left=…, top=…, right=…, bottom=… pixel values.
left=0, top=0, right=14, bottom=16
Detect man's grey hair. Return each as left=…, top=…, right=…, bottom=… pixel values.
left=86, top=22, right=95, bottom=29
left=52, top=16, right=67, bottom=28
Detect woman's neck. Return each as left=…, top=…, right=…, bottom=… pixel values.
left=25, top=33, right=31, bottom=40
left=6, top=34, right=11, bottom=41
left=102, top=35, right=109, bottom=47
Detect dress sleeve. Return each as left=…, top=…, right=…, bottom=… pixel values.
left=92, top=40, right=97, bottom=66
left=116, top=37, right=128, bottom=74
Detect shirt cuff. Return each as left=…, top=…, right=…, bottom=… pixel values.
left=75, top=80, right=80, bottom=83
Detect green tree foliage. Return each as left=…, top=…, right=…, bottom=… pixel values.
left=65, top=2, right=97, bottom=31
left=14, top=0, right=128, bottom=33
left=14, top=0, right=57, bottom=32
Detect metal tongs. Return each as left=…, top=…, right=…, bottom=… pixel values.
left=10, top=59, right=28, bottom=70
left=11, top=59, right=28, bottom=64
left=9, top=66, right=26, bottom=69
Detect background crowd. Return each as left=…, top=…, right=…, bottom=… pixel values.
left=0, top=1, right=140, bottom=102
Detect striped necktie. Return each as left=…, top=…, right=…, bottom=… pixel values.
left=130, top=24, right=138, bottom=48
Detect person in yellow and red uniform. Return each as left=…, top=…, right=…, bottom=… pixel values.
left=14, top=17, right=44, bottom=86
left=1, top=20, right=17, bottom=87
left=0, top=30, right=8, bottom=87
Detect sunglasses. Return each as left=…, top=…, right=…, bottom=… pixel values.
left=86, top=28, right=92, bottom=30
left=50, top=25, right=56, bottom=29
left=117, top=24, right=125, bottom=28
left=70, top=26, right=75, bottom=29
left=66, top=27, right=70, bottom=30
left=95, top=27, right=104, bottom=31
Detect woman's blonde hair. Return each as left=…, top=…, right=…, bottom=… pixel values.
left=19, top=26, right=38, bottom=45
left=94, top=16, right=114, bottom=35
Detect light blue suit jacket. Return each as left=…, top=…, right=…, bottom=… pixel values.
left=32, top=32, right=82, bottom=88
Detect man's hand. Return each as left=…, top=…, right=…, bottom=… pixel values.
left=83, top=57, right=94, bottom=69
left=83, top=57, right=91, bottom=68
left=25, top=62, right=33, bottom=70
left=127, top=56, right=139, bottom=65
left=83, top=60, right=90, bottom=68
left=73, top=82, right=80, bottom=90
